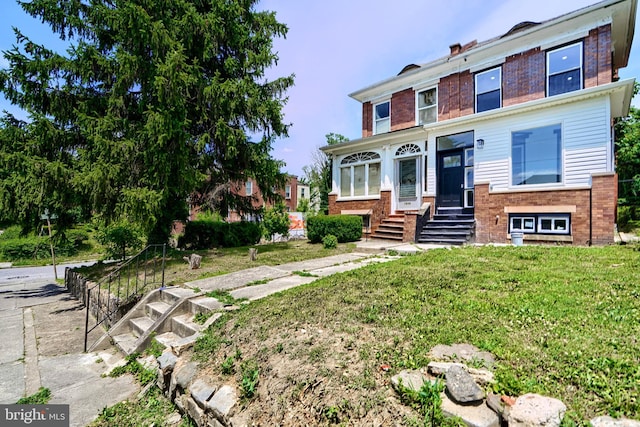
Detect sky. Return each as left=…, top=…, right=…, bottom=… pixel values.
left=1, top=1, right=638, bottom=179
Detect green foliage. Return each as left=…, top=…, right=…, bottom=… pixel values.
left=322, top=234, right=338, bottom=249
left=398, top=380, right=463, bottom=427
left=109, top=353, right=157, bottom=386
left=16, top=387, right=51, bottom=404
left=144, top=338, right=165, bottom=359
left=302, top=133, right=348, bottom=215
left=195, top=210, right=224, bottom=222
left=96, top=221, right=144, bottom=261
left=178, top=220, right=261, bottom=249
left=296, top=197, right=310, bottom=213
left=0, top=234, right=50, bottom=261
left=240, top=360, right=260, bottom=399
left=0, top=0, right=293, bottom=242
left=262, top=202, right=290, bottom=240
left=615, top=106, right=640, bottom=205
left=617, top=205, right=640, bottom=231
left=307, top=215, right=362, bottom=244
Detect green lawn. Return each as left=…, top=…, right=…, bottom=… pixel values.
left=194, top=244, right=640, bottom=423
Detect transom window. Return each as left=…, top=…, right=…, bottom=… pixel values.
left=417, top=88, right=437, bottom=125
left=340, top=152, right=381, bottom=198
left=374, top=101, right=390, bottom=134
left=395, top=144, right=421, bottom=157
left=512, top=124, right=562, bottom=186
left=475, top=67, right=501, bottom=113
left=547, top=42, right=582, bottom=96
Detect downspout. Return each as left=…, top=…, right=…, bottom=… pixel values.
left=589, top=187, right=593, bottom=246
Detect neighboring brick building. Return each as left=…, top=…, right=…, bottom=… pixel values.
left=321, top=0, right=636, bottom=245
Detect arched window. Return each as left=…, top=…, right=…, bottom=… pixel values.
left=395, top=144, right=421, bottom=157
left=340, top=152, right=381, bottom=198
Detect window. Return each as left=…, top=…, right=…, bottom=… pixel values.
left=374, top=101, right=390, bottom=134
left=511, top=124, right=562, bottom=186
left=301, top=188, right=306, bottom=198
left=245, top=181, right=253, bottom=196
left=285, top=185, right=291, bottom=199
left=417, top=88, right=437, bottom=125
left=340, top=152, right=381, bottom=198
left=547, top=42, right=582, bottom=96
left=475, top=67, right=501, bottom=113
left=464, top=148, right=474, bottom=207
left=509, top=214, right=570, bottom=235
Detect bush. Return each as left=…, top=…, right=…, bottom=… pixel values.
left=96, top=221, right=144, bottom=260
left=178, top=220, right=261, bottom=250
left=307, top=215, right=362, bottom=244
left=0, top=235, right=50, bottom=261
left=618, top=205, right=640, bottom=230
left=262, top=203, right=290, bottom=240
left=322, top=234, right=338, bottom=249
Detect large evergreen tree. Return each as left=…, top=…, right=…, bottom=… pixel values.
left=0, top=0, right=292, bottom=241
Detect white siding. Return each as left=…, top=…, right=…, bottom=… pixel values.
left=472, top=96, right=611, bottom=191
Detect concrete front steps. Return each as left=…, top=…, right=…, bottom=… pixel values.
left=371, top=214, right=406, bottom=241
left=92, top=287, right=224, bottom=355
left=418, top=208, right=475, bottom=245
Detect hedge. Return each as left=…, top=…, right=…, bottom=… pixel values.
left=307, top=215, right=362, bottom=244
left=178, top=220, right=262, bottom=250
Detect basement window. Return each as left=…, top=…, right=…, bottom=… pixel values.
left=509, top=213, right=570, bottom=235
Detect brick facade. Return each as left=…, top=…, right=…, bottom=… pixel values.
left=438, top=71, right=473, bottom=121
left=362, top=101, right=372, bottom=138
left=474, top=173, right=616, bottom=246
left=391, top=88, right=416, bottom=131
left=503, top=48, right=546, bottom=107
left=584, top=24, right=613, bottom=88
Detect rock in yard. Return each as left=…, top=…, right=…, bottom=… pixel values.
left=591, top=417, right=640, bottom=427
left=391, top=369, right=433, bottom=393
left=445, top=365, right=485, bottom=404
left=507, top=393, right=566, bottom=427
left=206, top=385, right=238, bottom=422
left=441, top=393, right=500, bottom=427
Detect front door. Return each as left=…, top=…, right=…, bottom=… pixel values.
left=437, top=149, right=464, bottom=207
left=396, top=157, right=420, bottom=210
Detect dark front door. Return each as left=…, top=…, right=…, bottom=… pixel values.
left=438, top=149, right=464, bottom=207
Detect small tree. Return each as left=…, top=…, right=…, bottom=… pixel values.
left=96, top=221, right=144, bottom=261
left=302, top=133, right=348, bottom=215
left=262, top=203, right=290, bottom=241
left=297, top=197, right=310, bottom=213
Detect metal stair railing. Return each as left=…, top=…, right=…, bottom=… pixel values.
left=84, top=244, right=166, bottom=352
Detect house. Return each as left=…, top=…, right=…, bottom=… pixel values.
left=321, top=0, right=636, bottom=245
left=227, top=175, right=301, bottom=222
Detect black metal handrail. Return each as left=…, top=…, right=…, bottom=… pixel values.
left=84, top=244, right=166, bottom=352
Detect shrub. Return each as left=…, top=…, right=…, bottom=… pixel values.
left=322, top=234, right=338, bottom=249
left=0, top=235, right=50, bottom=261
left=262, top=203, right=290, bottom=240
left=178, top=220, right=261, bottom=250
left=96, top=221, right=144, bottom=260
left=307, top=215, right=362, bottom=244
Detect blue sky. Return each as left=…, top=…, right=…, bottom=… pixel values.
left=1, top=1, right=638, bottom=178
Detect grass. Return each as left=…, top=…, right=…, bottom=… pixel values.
left=193, top=244, right=640, bottom=423
left=16, top=387, right=51, bottom=404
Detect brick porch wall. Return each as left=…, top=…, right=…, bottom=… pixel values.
left=328, top=191, right=392, bottom=233
left=474, top=173, right=616, bottom=245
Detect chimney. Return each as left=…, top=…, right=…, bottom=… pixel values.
left=449, top=43, right=462, bottom=56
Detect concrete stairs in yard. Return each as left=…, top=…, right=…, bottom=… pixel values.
left=371, top=214, right=405, bottom=241
left=92, top=286, right=224, bottom=355
left=418, top=208, right=475, bottom=245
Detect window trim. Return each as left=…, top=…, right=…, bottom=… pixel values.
left=475, top=67, right=502, bottom=113
left=416, top=87, right=437, bottom=125
left=509, top=213, right=571, bottom=235
left=339, top=152, right=382, bottom=199
left=510, top=123, right=563, bottom=188
left=245, top=181, right=253, bottom=196
left=546, top=41, right=583, bottom=97
left=285, top=185, right=291, bottom=199
left=373, top=100, right=391, bottom=135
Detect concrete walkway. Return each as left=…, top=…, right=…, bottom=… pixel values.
left=0, top=239, right=443, bottom=426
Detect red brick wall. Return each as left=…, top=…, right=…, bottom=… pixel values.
left=584, top=24, right=612, bottom=88
left=362, top=102, right=372, bottom=137
left=438, top=71, right=473, bottom=120
left=475, top=174, right=616, bottom=245
left=391, top=88, right=415, bottom=131
left=503, top=48, right=546, bottom=107
left=328, top=191, right=392, bottom=233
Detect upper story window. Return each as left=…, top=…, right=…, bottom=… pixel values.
left=285, top=185, right=291, bottom=199
left=301, top=188, right=305, bottom=198
left=547, top=42, right=582, bottom=96
left=374, top=101, right=390, bottom=134
left=340, top=152, right=381, bottom=198
left=245, top=181, right=253, bottom=196
left=475, top=67, right=501, bottom=113
left=417, top=88, right=437, bottom=125
left=511, top=124, right=562, bottom=186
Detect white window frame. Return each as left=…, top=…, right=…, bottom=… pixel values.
left=245, top=181, right=253, bottom=196
left=511, top=123, right=563, bottom=187
left=510, top=216, right=536, bottom=233
left=373, top=100, right=390, bottom=135
left=416, top=87, right=437, bottom=125
left=475, top=67, right=502, bottom=113
left=538, top=216, right=570, bottom=234
left=339, top=152, right=381, bottom=198
left=285, top=185, right=291, bottom=199
left=547, top=42, right=583, bottom=96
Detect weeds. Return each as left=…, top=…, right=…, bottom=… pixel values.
left=109, top=353, right=157, bottom=386
left=240, top=360, right=260, bottom=399
left=16, top=387, right=51, bottom=404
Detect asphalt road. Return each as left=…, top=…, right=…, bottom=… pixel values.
left=0, top=262, right=95, bottom=284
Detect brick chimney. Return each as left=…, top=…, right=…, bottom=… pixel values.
left=449, top=43, right=462, bottom=56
